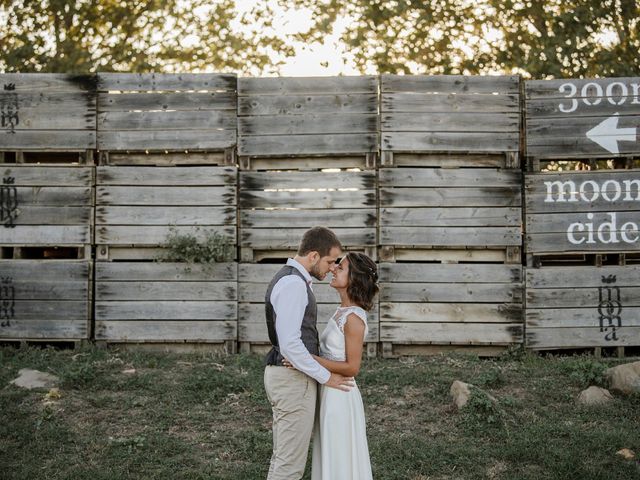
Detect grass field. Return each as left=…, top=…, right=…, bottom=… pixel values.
left=1, top=345, right=639, bottom=479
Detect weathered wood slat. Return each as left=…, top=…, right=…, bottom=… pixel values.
left=1, top=281, right=88, bottom=300
left=95, top=320, right=237, bottom=342
left=0, top=110, right=94, bottom=130
left=527, top=307, right=640, bottom=327
left=382, top=112, right=519, bottom=133
left=240, top=190, right=375, bottom=209
left=106, top=152, right=225, bottom=166
left=525, top=265, right=640, bottom=288
left=526, top=229, right=640, bottom=253
left=243, top=156, right=371, bottom=171
left=96, top=225, right=236, bottom=245
left=389, top=153, right=509, bottom=168
left=382, top=207, right=521, bottom=227
left=97, top=129, right=236, bottom=151
left=382, top=93, right=519, bottom=113
left=96, top=282, right=237, bottom=302
left=379, top=168, right=521, bottom=187
left=382, top=75, right=520, bottom=94
left=526, top=327, right=640, bottom=348
left=238, top=133, right=378, bottom=156
left=525, top=77, right=640, bottom=98
left=380, top=322, right=523, bottom=344
left=379, top=263, right=522, bottom=283
left=0, top=260, right=89, bottom=280
left=97, top=166, right=235, bottom=185
left=96, top=262, right=236, bottom=281
left=381, top=302, right=522, bottom=323
left=0, top=73, right=96, bottom=92
left=526, top=198, right=640, bottom=213
left=239, top=114, right=377, bottom=136
left=380, top=226, right=521, bottom=247
left=241, top=208, right=376, bottom=228
left=10, top=206, right=91, bottom=225
left=527, top=288, right=640, bottom=309
left=390, top=248, right=509, bottom=263
left=380, top=283, right=521, bottom=303
left=0, top=166, right=93, bottom=186
left=98, top=110, right=236, bottom=130
left=380, top=187, right=522, bottom=207
left=97, top=73, right=236, bottom=91
left=238, top=76, right=377, bottom=95
left=0, top=91, right=94, bottom=107
left=97, top=206, right=235, bottom=225
left=95, top=301, right=237, bottom=321
left=238, top=94, right=377, bottom=116
left=382, top=132, right=519, bottom=152
left=241, top=228, right=374, bottom=249
left=0, top=131, right=96, bottom=149
left=11, top=187, right=92, bottom=206
left=97, top=92, right=236, bottom=111
left=2, top=300, right=88, bottom=320
left=96, top=186, right=235, bottom=206
left=525, top=99, right=640, bottom=118
left=526, top=137, right=640, bottom=157
left=0, top=226, right=90, bottom=244
left=0, top=319, right=88, bottom=339
left=526, top=211, right=640, bottom=234
left=240, top=170, right=376, bottom=190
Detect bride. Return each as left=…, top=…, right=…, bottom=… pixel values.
left=284, top=252, right=377, bottom=480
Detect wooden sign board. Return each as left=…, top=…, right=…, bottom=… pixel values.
left=526, top=170, right=640, bottom=253
left=526, top=77, right=640, bottom=158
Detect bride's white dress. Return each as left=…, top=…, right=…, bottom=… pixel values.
left=311, top=306, right=373, bottom=480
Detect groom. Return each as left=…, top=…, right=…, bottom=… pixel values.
left=264, top=226, right=354, bottom=479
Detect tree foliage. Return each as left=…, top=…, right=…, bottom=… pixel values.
left=0, top=0, right=293, bottom=73
left=279, top=0, right=640, bottom=78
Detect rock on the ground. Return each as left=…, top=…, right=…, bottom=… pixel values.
left=605, top=361, right=640, bottom=395
left=577, top=386, right=613, bottom=406
left=9, top=369, right=59, bottom=390
left=450, top=380, right=472, bottom=409
left=616, top=448, right=636, bottom=460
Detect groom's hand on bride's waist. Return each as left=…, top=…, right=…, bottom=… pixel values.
left=325, top=373, right=355, bottom=392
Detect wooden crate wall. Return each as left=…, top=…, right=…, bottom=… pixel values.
left=95, top=262, right=237, bottom=346
left=524, top=168, right=640, bottom=353
left=95, top=165, right=236, bottom=260
left=380, top=263, right=523, bottom=355
left=526, top=266, right=640, bottom=350
left=381, top=75, right=520, bottom=166
left=526, top=77, right=640, bottom=161
left=238, top=76, right=378, bottom=168
left=238, top=264, right=379, bottom=355
left=0, top=260, right=91, bottom=341
left=0, top=73, right=96, bottom=155
left=239, top=170, right=376, bottom=261
left=378, top=75, right=523, bottom=355
left=0, top=165, right=93, bottom=250
left=97, top=73, right=237, bottom=165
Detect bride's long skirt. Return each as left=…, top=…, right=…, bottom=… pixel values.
left=311, top=382, right=373, bottom=480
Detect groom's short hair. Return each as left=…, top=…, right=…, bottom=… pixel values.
left=298, top=226, right=342, bottom=257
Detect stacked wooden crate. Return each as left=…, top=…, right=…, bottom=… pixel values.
left=237, top=77, right=379, bottom=355
left=378, top=75, right=524, bottom=357
left=0, top=73, right=96, bottom=343
left=94, top=73, right=238, bottom=351
left=525, top=77, right=640, bottom=355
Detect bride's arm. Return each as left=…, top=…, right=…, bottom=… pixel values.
left=312, top=313, right=365, bottom=377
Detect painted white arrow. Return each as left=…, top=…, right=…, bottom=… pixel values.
left=586, top=112, right=636, bottom=154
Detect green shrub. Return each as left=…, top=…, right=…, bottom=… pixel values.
left=159, top=228, right=234, bottom=271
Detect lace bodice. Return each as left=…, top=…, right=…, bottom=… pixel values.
left=319, top=306, right=368, bottom=362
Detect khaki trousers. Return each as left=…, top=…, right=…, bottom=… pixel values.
left=264, top=365, right=317, bottom=480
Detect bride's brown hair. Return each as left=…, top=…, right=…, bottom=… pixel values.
left=346, top=252, right=379, bottom=311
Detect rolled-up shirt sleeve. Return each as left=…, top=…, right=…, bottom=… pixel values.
left=271, top=275, right=331, bottom=384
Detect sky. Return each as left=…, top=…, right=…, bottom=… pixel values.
left=232, top=0, right=363, bottom=76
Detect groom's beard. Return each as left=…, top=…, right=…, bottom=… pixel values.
left=309, top=263, right=325, bottom=281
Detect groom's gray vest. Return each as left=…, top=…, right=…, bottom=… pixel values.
left=264, top=265, right=319, bottom=366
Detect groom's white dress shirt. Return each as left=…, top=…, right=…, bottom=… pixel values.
left=270, top=258, right=331, bottom=384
